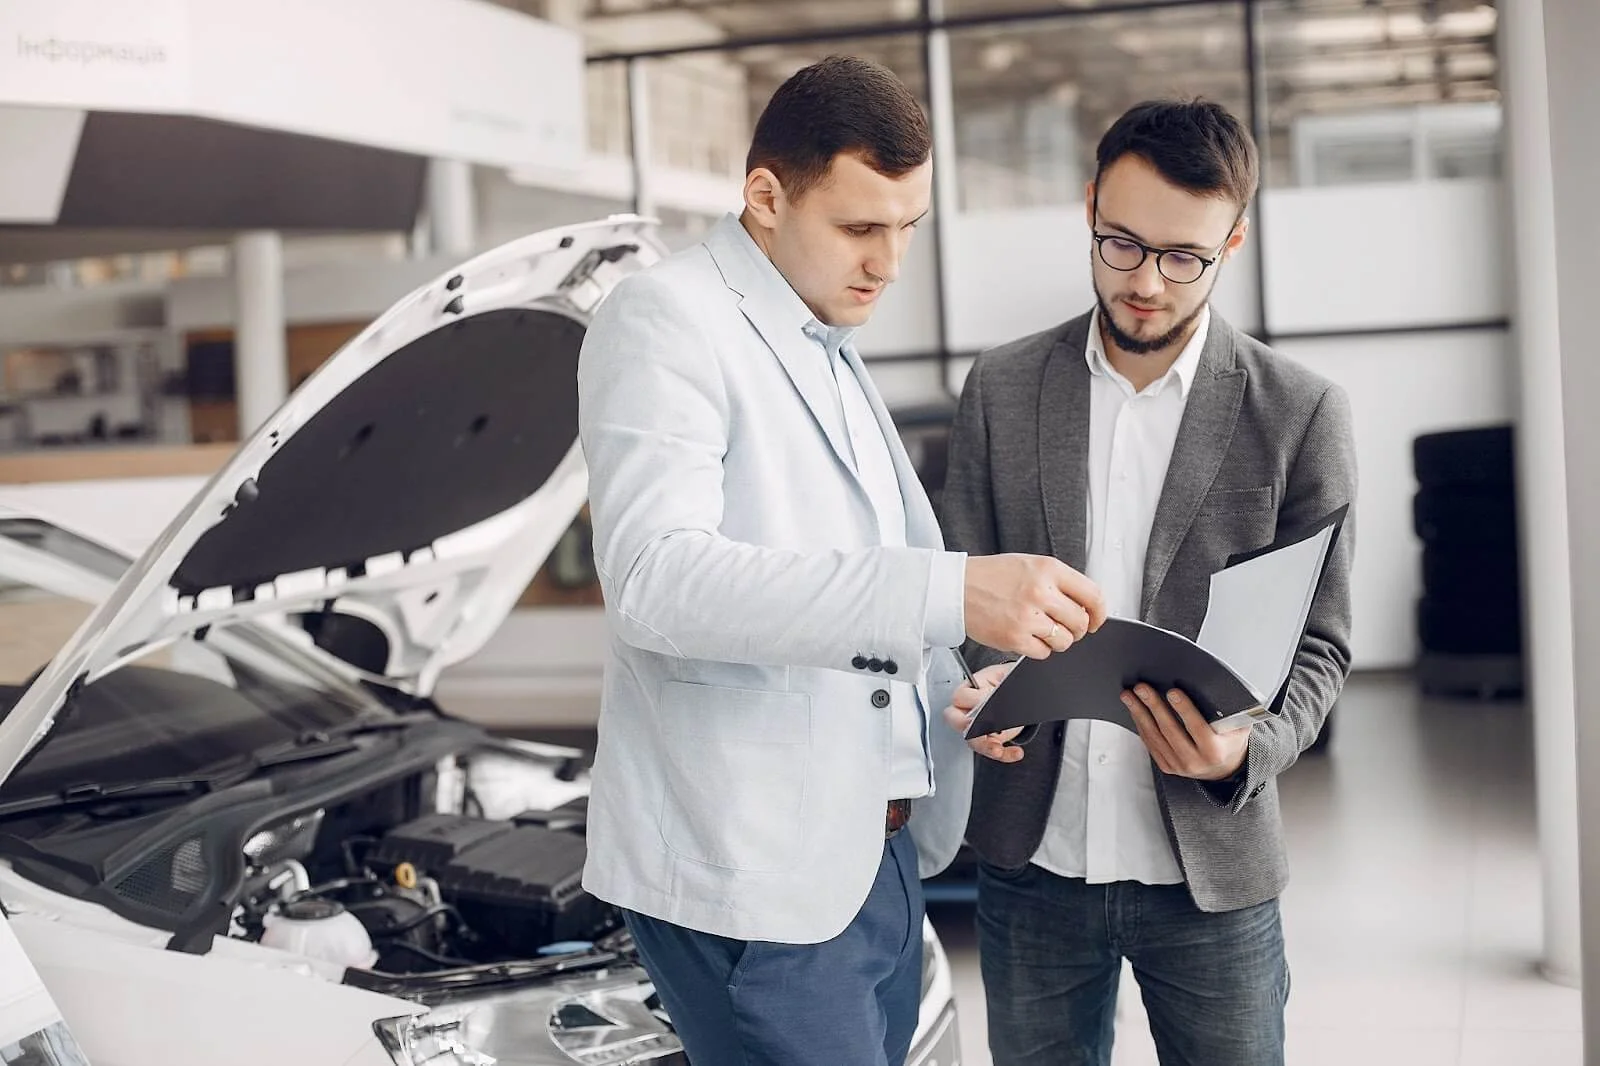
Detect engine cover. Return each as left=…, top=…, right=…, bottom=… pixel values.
left=371, top=813, right=611, bottom=958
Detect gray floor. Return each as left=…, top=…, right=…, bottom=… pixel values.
left=928, top=670, right=1582, bottom=1066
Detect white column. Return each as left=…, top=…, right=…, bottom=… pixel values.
left=1544, top=0, right=1600, bottom=1049
left=627, top=60, right=656, bottom=218
left=539, top=0, right=584, bottom=28
left=231, top=230, right=288, bottom=439
left=1501, top=0, right=1581, bottom=989
left=924, top=0, right=960, bottom=389
left=427, top=157, right=477, bottom=259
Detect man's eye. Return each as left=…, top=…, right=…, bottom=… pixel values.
left=844, top=226, right=874, bottom=237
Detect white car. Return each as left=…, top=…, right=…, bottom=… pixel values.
left=0, top=217, right=962, bottom=1066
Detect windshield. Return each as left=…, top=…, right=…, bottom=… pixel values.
left=0, top=570, right=390, bottom=803
left=0, top=517, right=127, bottom=581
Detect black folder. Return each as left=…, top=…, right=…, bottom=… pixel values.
left=965, top=504, right=1348, bottom=739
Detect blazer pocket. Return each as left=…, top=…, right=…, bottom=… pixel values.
left=1198, top=485, right=1275, bottom=516
left=657, top=681, right=811, bottom=873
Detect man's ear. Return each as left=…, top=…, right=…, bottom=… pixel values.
left=743, top=168, right=784, bottom=229
left=1223, top=215, right=1250, bottom=261
left=1084, top=180, right=1097, bottom=230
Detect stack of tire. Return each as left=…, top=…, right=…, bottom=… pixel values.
left=1412, top=425, right=1525, bottom=699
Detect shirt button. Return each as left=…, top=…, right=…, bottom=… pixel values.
left=871, top=689, right=891, bottom=709
left=1097, top=753, right=1110, bottom=766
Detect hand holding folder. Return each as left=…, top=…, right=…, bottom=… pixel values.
left=963, top=505, right=1348, bottom=741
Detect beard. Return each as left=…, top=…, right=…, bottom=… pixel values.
left=1095, top=283, right=1212, bottom=356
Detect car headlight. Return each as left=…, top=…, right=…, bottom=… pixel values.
left=548, top=982, right=686, bottom=1065
left=374, top=1008, right=497, bottom=1066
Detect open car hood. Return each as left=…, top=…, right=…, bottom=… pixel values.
left=0, top=215, right=664, bottom=785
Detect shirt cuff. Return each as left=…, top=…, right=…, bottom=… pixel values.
left=924, top=550, right=968, bottom=650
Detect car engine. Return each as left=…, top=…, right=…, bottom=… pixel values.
left=229, top=758, right=623, bottom=977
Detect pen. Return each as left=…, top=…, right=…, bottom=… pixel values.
left=952, top=646, right=980, bottom=690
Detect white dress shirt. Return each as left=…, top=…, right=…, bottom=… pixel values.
left=806, top=320, right=934, bottom=800
left=1030, top=306, right=1211, bottom=885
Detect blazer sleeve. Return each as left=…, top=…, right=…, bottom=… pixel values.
left=1212, top=381, right=1358, bottom=812
left=577, top=270, right=966, bottom=677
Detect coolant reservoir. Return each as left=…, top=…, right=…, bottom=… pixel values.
left=261, top=897, right=378, bottom=969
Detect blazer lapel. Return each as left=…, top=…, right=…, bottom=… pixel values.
left=1139, top=319, right=1247, bottom=618
left=704, top=217, right=858, bottom=476
left=1037, top=316, right=1093, bottom=570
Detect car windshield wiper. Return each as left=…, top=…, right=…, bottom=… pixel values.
left=287, top=711, right=434, bottom=746
left=0, top=778, right=218, bottom=821
left=0, top=714, right=435, bottom=822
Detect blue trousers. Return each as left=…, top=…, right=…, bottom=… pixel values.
left=622, top=828, right=925, bottom=1066
left=977, top=861, right=1289, bottom=1066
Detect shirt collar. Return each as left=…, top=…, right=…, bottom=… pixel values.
left=1084, top=304, right=1210, bottom=399
left=723, top=212, right=858, bottom=358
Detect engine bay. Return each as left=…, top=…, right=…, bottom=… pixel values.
left=216, top=743, right=627, bottom=984
left=234, top=797, right=617, bottom=976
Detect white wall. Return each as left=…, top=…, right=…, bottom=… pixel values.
left=1277, top=330, right=1514, bottom=668
left=942, top=201, right=1261, bottom=353
left=0, top=282, right=163, bottom=345
left=1262, top=178, right=1509, bottom=333
left=166, top=254, right=458, bottom=333
left=853, top=226, right=941, bottom=359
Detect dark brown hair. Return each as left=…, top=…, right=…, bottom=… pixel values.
left=746, top=56, right=931, bottom=201
left=1095, top=99, right=1259, bottom=209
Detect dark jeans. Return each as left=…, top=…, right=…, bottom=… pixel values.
left=977, top=861, right=1289, bottom=1066
left=622, top=828, right=925, bottom=1066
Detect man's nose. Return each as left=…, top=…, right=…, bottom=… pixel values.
left=1129, top=254, right=1165, bottom=299
left=867, top=233, right=903, bottom=285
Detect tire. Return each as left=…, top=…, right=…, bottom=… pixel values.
left=1413, top=425, right=1514, bottom=490
left=1413, top=487, right=1519, bottom=546
left=1417, top=594, right=1522, bottom=655
left=1421, top=543, right=1521, bottom=601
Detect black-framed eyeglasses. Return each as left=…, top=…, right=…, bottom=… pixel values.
left=1088, top=193, right=1242, bottom=285
left=1091, top=231, right=1226, bottom=285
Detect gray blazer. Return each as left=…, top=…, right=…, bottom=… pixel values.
left=942, top=310, right=1357, bottom=913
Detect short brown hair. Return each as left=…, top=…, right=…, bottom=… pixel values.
left=1095, top=99, right=1259, bottom=209
left=746, top=56, right=931, bottom=202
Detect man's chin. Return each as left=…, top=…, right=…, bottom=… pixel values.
left=827, top=306, right=873, bottom=328
left=1111, top=313, right=1171, bottom=351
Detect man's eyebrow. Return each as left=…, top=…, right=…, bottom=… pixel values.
left=838, top=209, right=931, bottom=228
left=1098, top=216, right=1211, bottom=253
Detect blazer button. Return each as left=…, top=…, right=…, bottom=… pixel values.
left=883, top=659, right=898, bottom=675
left=851, top=655, right=868, bottom=670
left=871, top=689, right=890, bottom=709
left=868, top=658, right=884, bottom=673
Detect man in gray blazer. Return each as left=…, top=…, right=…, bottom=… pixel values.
left=941, top=100, right=1357, bottom=1066
left=577, top=57, right=1105, bottom=1066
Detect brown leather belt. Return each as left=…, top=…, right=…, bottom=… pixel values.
left=885, top=798, right=912, bottom=839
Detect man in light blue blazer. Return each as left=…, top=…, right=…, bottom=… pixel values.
left=577, top=57, right=1106, bottom=1066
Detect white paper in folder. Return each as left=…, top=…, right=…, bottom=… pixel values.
left=1195, top=520, right=1340, bottom=703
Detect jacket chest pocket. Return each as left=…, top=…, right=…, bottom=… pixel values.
left=1197, top=484, right=1274, bottom=516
